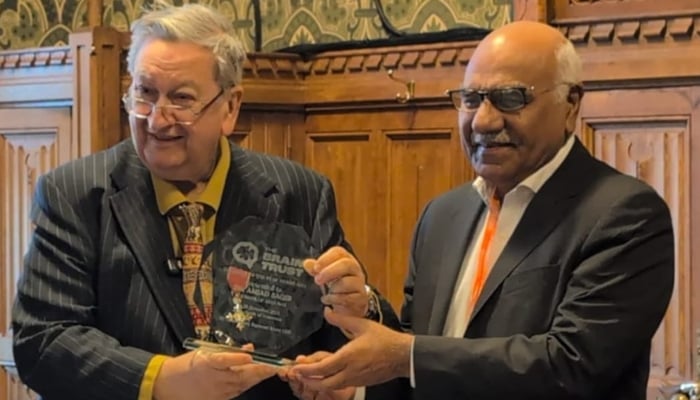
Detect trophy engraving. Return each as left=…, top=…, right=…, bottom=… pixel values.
left=210, top=217, right=325, bottom=355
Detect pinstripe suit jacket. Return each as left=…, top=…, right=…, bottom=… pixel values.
left=12, top=139, right=400, bottom=400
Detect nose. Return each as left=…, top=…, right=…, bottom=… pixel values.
left=470, top=100, right=505, bottom=134
left=146, top=105, right=175, bottom=132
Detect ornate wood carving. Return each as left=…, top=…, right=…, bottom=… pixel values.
left=304, top=42, right=472, bottom=76
left=578, top=86, right=698, bottom=394
left=0, top=47, right=72, bottom=106
left=0, top=47, right=71, bottom=69
left=558, top=15, right=699, bottom=44
left=550, top=0, right=700, bottom=88
left=0, top=107, right=70, bottom=400
left=554, top=0, right=699, bottom=22
left=118, top=41, right=477, bottom=107
left=586, top=120, right=690, bottom=389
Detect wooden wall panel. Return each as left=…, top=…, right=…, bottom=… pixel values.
left=233, top=110, right=305, bottom=162
left=552, top=2, right=700, bottom=87
left=304, top=131, right=382, bottom=289
left=305, top=109, right=468, bottom=310
left=578, top=87, right=696, bottom=395
left=0, top=107, right=71, bottom=400
left=3, top=0, right=700, bottom=394
left=384, top=130, right=456, bottom=308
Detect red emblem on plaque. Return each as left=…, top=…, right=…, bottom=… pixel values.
left=225, top=266, right=254, bottom=330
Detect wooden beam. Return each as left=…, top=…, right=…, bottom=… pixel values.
left=87, top=0, right=104, bottom=28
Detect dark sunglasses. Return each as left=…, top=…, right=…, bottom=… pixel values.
left=446, top=86, right=552, bottom=112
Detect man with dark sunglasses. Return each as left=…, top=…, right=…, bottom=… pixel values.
left=290, top=20, right=674, bottom=400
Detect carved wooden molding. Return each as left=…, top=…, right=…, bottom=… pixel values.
left=118, top=40, right=478, bottom=84
left=302, top=41, right=477, bottom=76
left=0, top=47, right=72, bottom=69
left=556, top=14, right=700, bottom=44
left=0, top=47, right=73, bottom=105
left=244, top=53, right=306, bottom=80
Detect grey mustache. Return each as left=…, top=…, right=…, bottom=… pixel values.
left=472, top=131, right=513, bottom=146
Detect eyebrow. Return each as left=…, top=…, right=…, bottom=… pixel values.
left=131, top=75, right=201, bottom=92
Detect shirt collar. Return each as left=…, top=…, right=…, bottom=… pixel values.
left=152, top=136, right=231, bottom=215
left=473, top=134, right=575, bottom=204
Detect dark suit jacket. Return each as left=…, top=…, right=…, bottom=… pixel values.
left=12, top=139, right=399, bottom=400
left=402, top=139, right=674, bottom=399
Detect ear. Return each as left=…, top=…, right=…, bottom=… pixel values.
left=564, top=85, right=583, bottom=134
left=222, top=86, right=244, bottom=137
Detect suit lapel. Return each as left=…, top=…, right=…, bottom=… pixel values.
left=109, top=144, right=194, bottom=344
left=215, top=143, right=280, bottom=234
left=427, top=188, right=485, bottom=335
left=468, top=140, right=591, bottom=322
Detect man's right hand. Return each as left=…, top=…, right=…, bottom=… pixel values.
left=153, top=350, right=277, bottom=400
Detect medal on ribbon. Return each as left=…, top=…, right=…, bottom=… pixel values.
left=225, top=265, right=254, bottom=330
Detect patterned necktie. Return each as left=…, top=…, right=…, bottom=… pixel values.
left=468, top=195, right=502, bottom=313
left=171, top=202, right=213, bottom=339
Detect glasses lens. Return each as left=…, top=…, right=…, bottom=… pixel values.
left=461, top=90, right=484, bottom=110
left=131, top=99, right=152, bottom=118
left=170, top=108, right=197, bottom=123
left=490, top=88, right=527, bottom=111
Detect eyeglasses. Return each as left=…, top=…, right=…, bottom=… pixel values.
left=122, top=88, right=225, bottom=126
left=445, top=86, right=560, bottom=113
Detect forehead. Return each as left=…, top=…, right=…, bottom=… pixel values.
left=132, top=39, right=216, bottom=86
left=463, top=42, right=555, bottom=89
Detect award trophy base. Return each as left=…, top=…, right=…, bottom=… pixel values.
left=182, top=337, right=294, bottom=367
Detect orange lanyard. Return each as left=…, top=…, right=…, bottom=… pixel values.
left=469, top=195, right=501, bottom=311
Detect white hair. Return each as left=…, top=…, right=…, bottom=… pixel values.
left=126, top=2, right=247, bottom=89
left=553, top=39, right=582, bottom=102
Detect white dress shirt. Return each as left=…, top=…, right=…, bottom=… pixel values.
left=410, top=135, right=576, bottom=388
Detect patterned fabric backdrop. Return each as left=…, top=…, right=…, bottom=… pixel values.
left=0, top=0, right=512, bottom=51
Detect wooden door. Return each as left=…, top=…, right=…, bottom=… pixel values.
left=0, top=107, right=72, bottom=400
left=577, top=86, right=699, bottom=398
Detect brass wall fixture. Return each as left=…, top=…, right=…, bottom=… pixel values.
left=386, top=69, right=415, bottom=103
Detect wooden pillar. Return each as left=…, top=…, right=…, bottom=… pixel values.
left=512, top=0, right=549, bottom=23
left=87, top=0, right=104, bottom=28
left=69, top=27, right=126, bottom=156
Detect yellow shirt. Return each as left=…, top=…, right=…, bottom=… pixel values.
left=138, top=137, right=231, bottom=399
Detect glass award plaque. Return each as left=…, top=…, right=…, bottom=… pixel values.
left=190, top=216, right=325, bottom=360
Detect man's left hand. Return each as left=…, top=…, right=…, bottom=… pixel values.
left=290, top=308, right=413, bottom=391
left=304, top=246, right=368, bottom=317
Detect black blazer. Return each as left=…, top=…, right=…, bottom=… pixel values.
left=12, top=139, right=400, bottom=400
left=402, top=139, right=674, bottom=399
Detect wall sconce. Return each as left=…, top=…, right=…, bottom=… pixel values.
left=386, top=69, right=415, bottom=103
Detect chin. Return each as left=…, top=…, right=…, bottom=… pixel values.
left=150, top=168, right=191, bottom=183
left=144, top=156, right=186, bottom=176
left=475, top=165, right=514, bottom=185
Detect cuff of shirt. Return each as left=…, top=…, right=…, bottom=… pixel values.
left=409, top=336, right=416, bottom=388
left=353, top=386, right=366, bottom=400
left=138, top=354, right=168, bottom=400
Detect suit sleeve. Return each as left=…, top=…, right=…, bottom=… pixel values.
left=12, top=174, right=153, bottom=400
left=411, top=189, right=675, bottom=399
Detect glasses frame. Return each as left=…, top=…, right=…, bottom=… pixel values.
left=445, top=84, right=573, bottom=113
left=122, top=87, right=226, bottom=126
